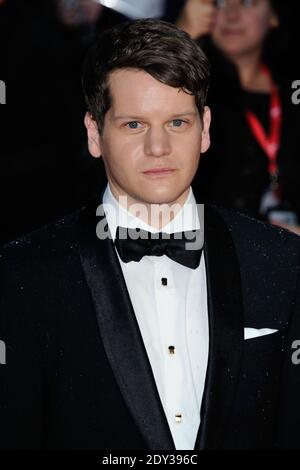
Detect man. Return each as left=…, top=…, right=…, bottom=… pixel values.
left=0, top=19, right=299, bottom=450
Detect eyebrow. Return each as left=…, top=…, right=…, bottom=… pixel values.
left=113, top=111, right=197, bottom=121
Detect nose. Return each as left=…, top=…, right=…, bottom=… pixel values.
left=144, top=126, right=172, bottom=158
left=223, top=0, right=242, bottom=19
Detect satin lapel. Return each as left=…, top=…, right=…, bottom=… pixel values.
left=194, top=205, right=244, bottom=449
left=78, top=197, right=175, bottom=450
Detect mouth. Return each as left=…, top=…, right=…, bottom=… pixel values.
left=222, top=29, right=244, bottom=36
left=142, top=168, right=177, bottom=177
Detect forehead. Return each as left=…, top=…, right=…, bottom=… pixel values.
left=107, top=69, right=197, bottom=117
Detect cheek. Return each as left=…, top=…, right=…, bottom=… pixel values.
left=245, top=11, right=273, bottom=40
left=102, top=136, right=144, bottom=173
left=174, top=136, right=202, bottom=170
left=257, top=21, right=272, bottom=41
left=211, top=12, right=226, bottom=38
left=179, top=129, right=203, bottom=152
left=121, top=138, right=145, bottom=164
left=186, top=142, right=202, bottom=162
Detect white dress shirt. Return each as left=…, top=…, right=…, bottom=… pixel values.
left=102, top=183, right=209, bottom=450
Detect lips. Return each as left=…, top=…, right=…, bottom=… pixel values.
left=222, top=29, right=244, bottom=35
left=142, top=168, right=176, bottom=176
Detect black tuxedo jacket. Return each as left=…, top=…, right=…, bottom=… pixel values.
left=0, top=192, right=300, bottom=450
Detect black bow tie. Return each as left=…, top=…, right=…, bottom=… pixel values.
left=114, top=226, right=203, bottom=269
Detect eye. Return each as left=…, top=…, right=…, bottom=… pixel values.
left=214, top=0, right=226, bottom=8
left=241, top=0, right=256, bottom=7
left=171, top=119, right=186, bottom=128
left=126, top=121, right=142, bottom=129
left=214, top=0, right=257, bottom=8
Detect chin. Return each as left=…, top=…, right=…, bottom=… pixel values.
left=223, top=42, right=252, bottom=57
left=140, top=188, right=185, bottom=206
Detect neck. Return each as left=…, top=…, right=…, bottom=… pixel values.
left=229, top=48, right=271, bottom=92
left=109, top=184, right=190, bottom=230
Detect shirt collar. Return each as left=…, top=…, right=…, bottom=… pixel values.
left=102, top=183, right=201, bottom=242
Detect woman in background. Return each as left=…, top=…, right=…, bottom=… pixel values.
left=174, top=0, right=300, bottom=234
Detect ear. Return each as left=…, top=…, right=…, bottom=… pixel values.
left=200, top=106, right=211, bottom=154
left=84, top=112, right=102, bottom=158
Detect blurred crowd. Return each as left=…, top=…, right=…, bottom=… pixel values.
left=1, top=0, right=300, bottom=242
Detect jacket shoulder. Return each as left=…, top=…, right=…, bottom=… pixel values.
left=0, top=209, right=83, bottom=261
left=209, top=205, right=300, bottom=261
left=214, top=205, right=299, bottom=239
left=0, top=209, right=88, bottom=301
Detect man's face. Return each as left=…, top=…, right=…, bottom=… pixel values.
left=85, top=69, right=211, bottom=208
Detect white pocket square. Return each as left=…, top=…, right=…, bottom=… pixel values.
left=244, top=328, right=278, bottom=340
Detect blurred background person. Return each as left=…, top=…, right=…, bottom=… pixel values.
left=170, top=0, right=300, bottom=234
left=2, top=0, right=300, bottom=242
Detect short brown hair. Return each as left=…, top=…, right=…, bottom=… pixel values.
left=82, top=19, right=210, bottom=132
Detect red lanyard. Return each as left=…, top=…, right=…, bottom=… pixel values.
left=245, top=66, right=282, bottom=182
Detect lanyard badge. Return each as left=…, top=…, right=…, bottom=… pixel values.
left=245, top=65, right=282, bottom=189
left=245, top=67, right=298, bottom=224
